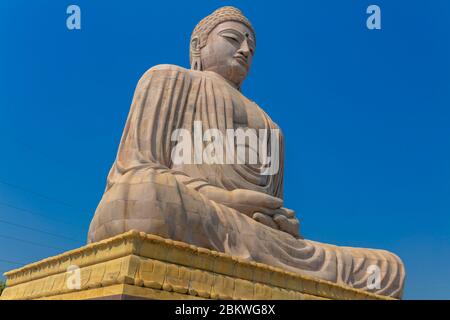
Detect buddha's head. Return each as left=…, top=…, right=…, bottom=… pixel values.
left=190, top=6, right=256, bottom=90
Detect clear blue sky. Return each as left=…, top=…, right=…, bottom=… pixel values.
left=0, top=0, right=449, bottom=299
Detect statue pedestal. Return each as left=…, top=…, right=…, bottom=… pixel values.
left=0, top=230, right=391, bottom=300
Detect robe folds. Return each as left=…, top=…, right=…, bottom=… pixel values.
left=88, top=64, right=405, bottom=298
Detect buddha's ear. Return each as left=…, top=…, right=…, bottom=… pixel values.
left=190, top=37, right=202, bottom=71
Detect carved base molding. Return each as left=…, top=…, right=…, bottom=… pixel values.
left=0, top=231, right=391, bottom=300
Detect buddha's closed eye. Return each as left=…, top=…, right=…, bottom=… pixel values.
left=220, top=32, right=241, bottom=46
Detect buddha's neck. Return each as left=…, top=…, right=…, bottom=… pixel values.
left=205, top=70, right=241, bottom=91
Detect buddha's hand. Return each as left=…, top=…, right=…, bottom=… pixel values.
left=230, top=191, right=301, bottom=238
left=229, top=189, right=301, bottom=238
left=198, top=186, right=300, bottom=238
left=253, top=208, right=301, bottom=238
left=198, top=186, right=283, bottom=216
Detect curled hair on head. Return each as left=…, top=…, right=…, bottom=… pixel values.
left=189, top=6, right=256, bottom=70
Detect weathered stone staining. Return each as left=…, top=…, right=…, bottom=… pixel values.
left=87, top=6, right=405, bottom=298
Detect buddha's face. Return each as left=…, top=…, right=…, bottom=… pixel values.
left=200, top=21, right=255, bottom=88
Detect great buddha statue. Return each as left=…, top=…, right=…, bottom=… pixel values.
left=88, top=6, right=405, bottom=298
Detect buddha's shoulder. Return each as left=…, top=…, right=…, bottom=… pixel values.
left=147, top=64, right=189, bottom=73
left=141, top=64, right=204, bottom=79
left=141, top=64, right=225, bottom=83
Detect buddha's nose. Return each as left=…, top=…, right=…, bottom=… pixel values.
left=238, top=40, right=250, bottom=57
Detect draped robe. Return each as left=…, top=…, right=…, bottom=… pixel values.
left=88, top=64, right=405, bottom=298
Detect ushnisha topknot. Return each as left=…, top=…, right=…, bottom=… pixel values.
left=190, top=6, right=255, bottom=69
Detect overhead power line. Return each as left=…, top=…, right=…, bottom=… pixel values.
left=0, top=258, right=27, bottom=266
left=0, top=200, right=80, bottom=227
left=0, top=234, right=66, bottom=251
left=0, top=219, right=83, bottom=243
left=0, top=179, right=90, bottom=212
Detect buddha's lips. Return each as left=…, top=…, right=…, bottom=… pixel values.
left=234, top=54, right=248, bottom=67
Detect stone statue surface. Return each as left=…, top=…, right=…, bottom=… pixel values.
left=88, top=6, right=405, bottom=298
